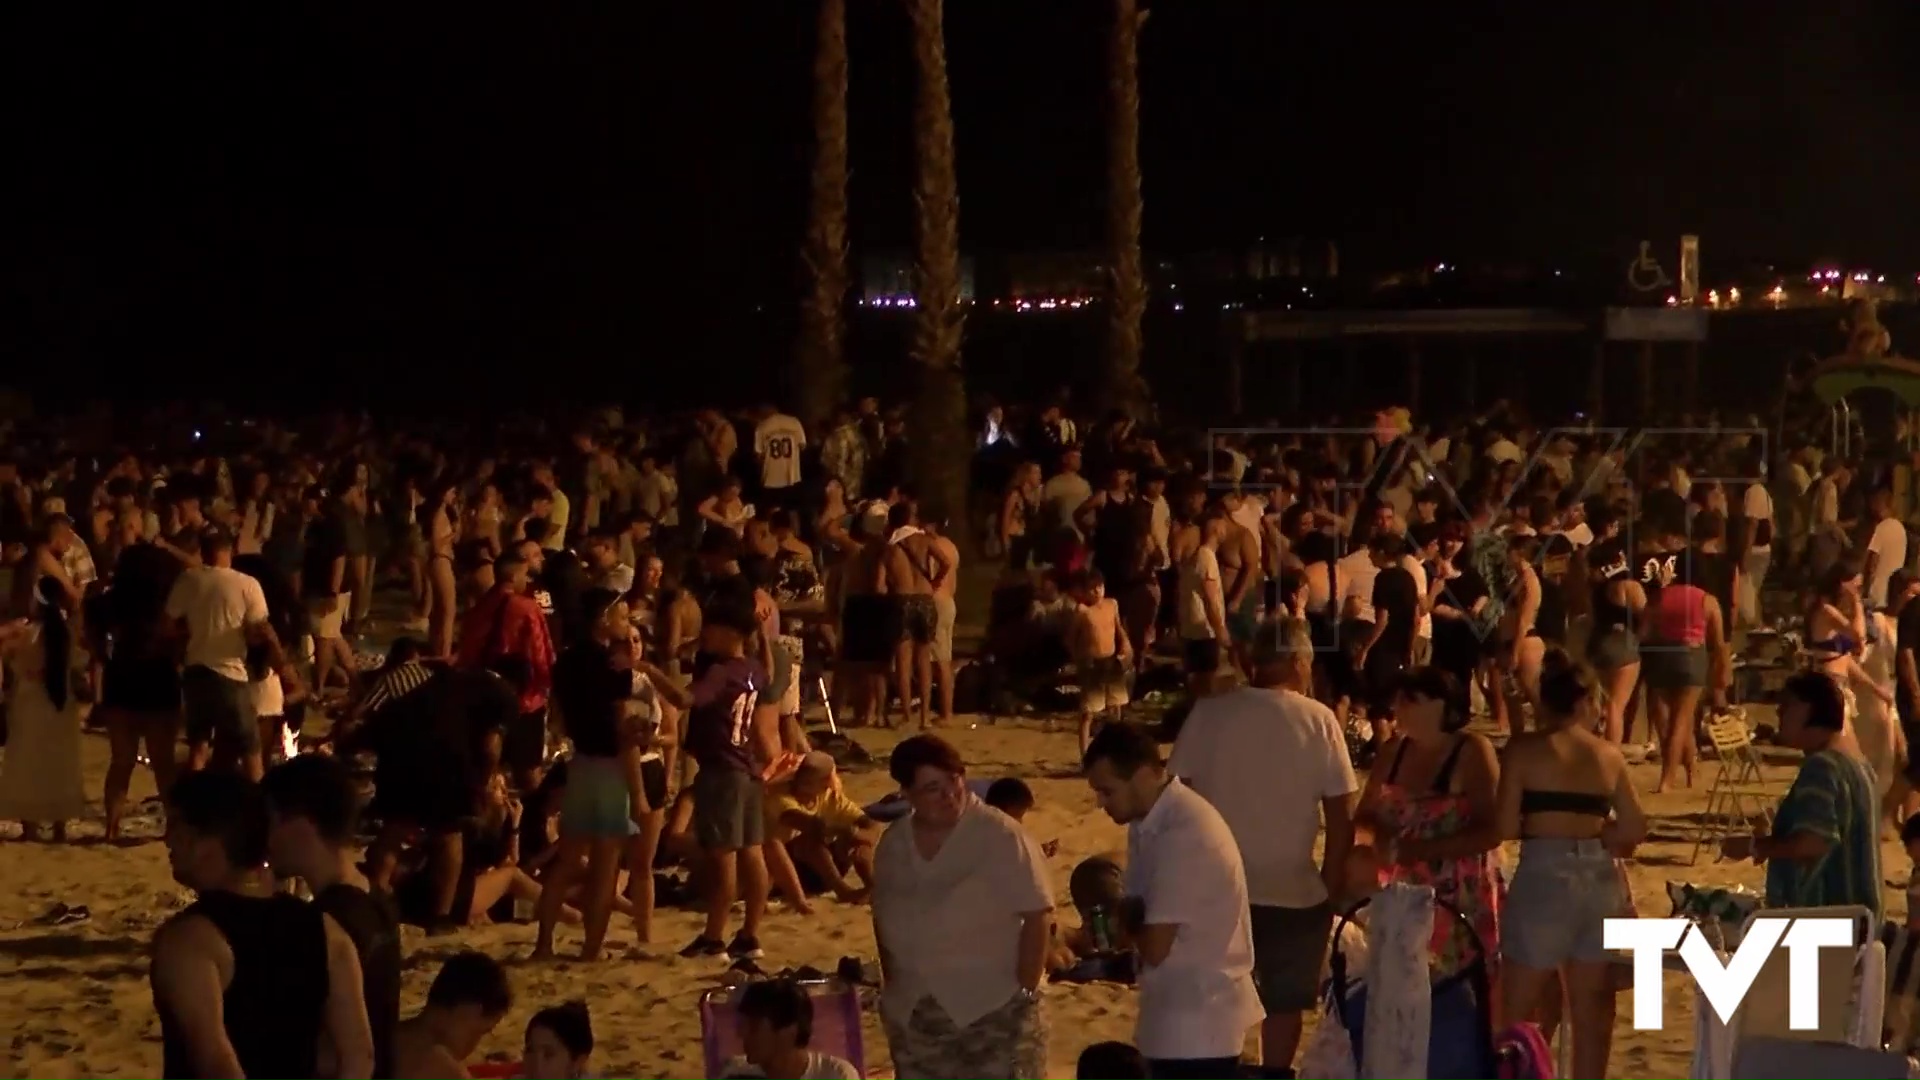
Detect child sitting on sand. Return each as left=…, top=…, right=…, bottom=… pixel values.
left=718, top=979, right=859, bottom=1079
left=984, top=777, right=1036, bottom=820
left=1047, top=852, right=1136, bottom=983
left=1077, top=1041, right=1149, bottom=1079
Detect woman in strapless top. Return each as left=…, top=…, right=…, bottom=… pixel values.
left=1497, top=648, right=1646, bottom=1080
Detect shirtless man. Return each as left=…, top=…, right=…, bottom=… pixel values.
left=391, top=952, right=513, bottom=1079
left=875, top=502, right=954, bottom=728
left=1217, top=490, right=1266, bottom=675
left=1070, top=570, right=1133, bottom=755
left=923, top=514, right=962, bottom=723
left=152, top=772, right=373, bottom=1080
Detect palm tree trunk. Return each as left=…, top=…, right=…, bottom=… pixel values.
left=795, top=0, right=850, bottom=434
left=904, top=0, right=970, bottom=532
left=1102, top=0, right=1149, bottom=421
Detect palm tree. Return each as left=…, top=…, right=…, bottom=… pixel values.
left=903, top=0, right=970, bottom=533
left=795, top=0, right=850, bottom=434
left=1102, top=0, right=1150, bottom=421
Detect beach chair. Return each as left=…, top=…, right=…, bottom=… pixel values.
left=1729, top=1035, right=1909, bottom=1079
left=1733, top=905, right=1883, bottom=1047
left=699, top=977, right=868, bottom=1079
left=1690, top=714, right=1774, bottom=866
left=1877, top=921, right=1920, bottom=1056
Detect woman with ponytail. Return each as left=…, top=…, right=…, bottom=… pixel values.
left=1496, top=647, right=1647, bottom=1080
left=0, top=576, right=87, bottom=841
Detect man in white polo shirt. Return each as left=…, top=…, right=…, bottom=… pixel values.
left=1083, top=723, right=1264, bottom=1079
left=166, top=525, right=284, bottom=780
left=1169, top=618, right=1356, bottom=1078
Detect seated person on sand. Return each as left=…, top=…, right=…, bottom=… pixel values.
left=765, top=751, right=879, bottom=910
left=1077, top=1041, right=1150, bottom=1080
left=1070, top=569, right=1133, bottom=756
left=393, top=951, right=513, bottom=1080
left=980, top=573, right=1075, bottom=708
left=984, top=777, right=1060, bottom=856
left=1047, top=851, right=1132, bottom=978
left=392, top=772, right=566, bottom=928
left=521, top=1000, right=596, bottom=1080
left=985, top=776, right=1036, bottom=821
left=718, top=978, right=860, bottom=1080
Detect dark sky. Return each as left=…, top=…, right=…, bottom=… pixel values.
left=5, top=2, right=1918, bottom=374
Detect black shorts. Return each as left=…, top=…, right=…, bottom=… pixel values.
left=181, top=666, right=258, bottom=753
left=889, top=595, right=938, bottom=645
left=842, top=594, right=893, bottom=664
left=374, top=753, right=478, bottom=832
left=1182, top=637, right=1221, bottom=676
left=639, top=754, right=668, bottom=813
left=1251, top=901, right=1335, bottom=1012
left=503, top=708, right=548, bottom=775
left=101, top=655, right=182, bottom=714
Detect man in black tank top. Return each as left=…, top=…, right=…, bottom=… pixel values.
left=263, top=756, right=402, bottom=1079
left=152, top=771, right=374, bottom=1079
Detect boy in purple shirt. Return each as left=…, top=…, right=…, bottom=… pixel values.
left=680, top=592, right=782, bottom=961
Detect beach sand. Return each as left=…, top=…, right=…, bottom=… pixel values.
left=0, top=705, right=1893, bottom=1079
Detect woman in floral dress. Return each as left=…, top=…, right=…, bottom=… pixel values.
left=1357, top=666, right=1506, bottom=979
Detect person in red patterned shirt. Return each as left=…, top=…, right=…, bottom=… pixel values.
left=457, top=551, right=556, bottom=792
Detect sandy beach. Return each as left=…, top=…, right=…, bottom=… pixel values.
left=0, top=701, right=1888, bottom=1080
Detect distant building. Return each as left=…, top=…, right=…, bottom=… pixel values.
left=859, top=252, right=975, bottom=307
left=1005, top=250, right=1106, bottom=300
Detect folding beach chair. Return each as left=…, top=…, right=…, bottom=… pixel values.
left=1880, top=921, right=1920, bottom=1056
left=1729, top=1035, right=1909, bottom=1079
left=699, top=977, right=868, bottom=1079
left=1690, top=713, right=1775, bottom=866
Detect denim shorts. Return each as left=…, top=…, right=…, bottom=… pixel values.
left=558, top=755, right=639, bottom=838
left=1501, top=837, right=1629, bottom=969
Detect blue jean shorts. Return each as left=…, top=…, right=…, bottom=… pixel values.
left=559, top=755, right=639, bottom=838
left=1501, top=837, right=1629, bottom=969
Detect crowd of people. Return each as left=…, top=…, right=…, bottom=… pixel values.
left=0, top=394, right=1913, bottom=1077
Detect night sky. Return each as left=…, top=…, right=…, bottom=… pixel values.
left=6, top=2, right=1918, bottom=378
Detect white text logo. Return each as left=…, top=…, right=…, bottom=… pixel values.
left=1603, top=917, right=1855, bottom=1030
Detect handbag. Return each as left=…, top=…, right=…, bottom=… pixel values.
left=1329, top=895, right=1496, bottom=1080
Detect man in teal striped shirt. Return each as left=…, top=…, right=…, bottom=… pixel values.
left=1726, top=671, right=1882, bottom=921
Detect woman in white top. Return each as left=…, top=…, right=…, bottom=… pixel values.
left=0, top=579, right=87, bottom=841
left=871, top=735, right=1053, bottom=1080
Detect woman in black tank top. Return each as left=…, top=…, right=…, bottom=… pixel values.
left=1584, top=542, right=1647, bottom=745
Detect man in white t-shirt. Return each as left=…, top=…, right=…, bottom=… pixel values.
left=165, top=526, right=283, bottom=779
left=1866, top=488, right=1907, bottom=609
left=753, top=407, right=807, bottom=498
left=1084, top=723, right=1265, bottom=1079
left=1168, top=618, right=1356, bottom=1076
